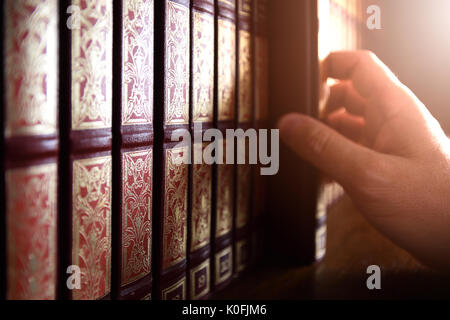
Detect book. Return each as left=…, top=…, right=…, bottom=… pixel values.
left=188, top=0, right=215, bottom=300
left=250, top=0, right=269, bottom=267
left=111, top=0, right=154, bottom=300
left=314, top=0, right=362, bottom=261
left=234, top=0, right=253, bottom=276
left=3, top=0, right=59, bottom=300
left=212, top=0, right=237, bottom=292
left=0, top=0, right=4, bottom=300
left=59, top=0, right=114, bottom=300
left=266, top=0, right=320, bottom=266
left=154, top=0, right=190, bottom=300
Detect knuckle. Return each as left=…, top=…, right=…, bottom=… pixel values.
left=361, top=50, right=377, bottom=62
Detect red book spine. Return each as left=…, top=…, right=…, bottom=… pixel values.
left=234, top=0, right=253, bottom=277
left=111, top=0, right=154, bottom=300
left=212, top=0, right=237, bottom=293
left=154, top=0, right=190, bottom=300
left=60, top=0, right=114, bottom=300
left=188, top=0, right=215, bottom=300
left=3, top=0, right=59, bottom=300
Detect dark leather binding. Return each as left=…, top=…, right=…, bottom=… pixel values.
left=233, top=0, right=253, bottom=277
left=0, top=0, right=5, bottom=300
left=3, top=0, right=59, bottom=300
left=188, top=0, right=215, bottom=300
left=60, top=0, right=114, bottom=300
left=111, top=0, right=154, bottom=300
left=154, top=0, right=191, bottom=300
left=250, top=0, right=269, bottom=268
left=267, top=0, right=320, bottom=266
left=212, top=0, right=237, bottom=293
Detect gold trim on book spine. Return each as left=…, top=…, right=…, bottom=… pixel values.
left=190, top=259, right=210, bottom=300
left=71, top=0, right=113, bottom=130
left=162, top=147, right=188, bottom=269
left=72, top=156, right=112, bottom=300
left=218, top=19, right=236, bottom=121
left=5, top=0, right=58, bottom=137
left=238, top=30, right=252, bottom=123
left=191, top=142, right=212, bottom=252
left=215, top=164, right=234, bottom=237
left=219, top=0, right=235, bottom=8
left=6, top=164, right=57, bottom=300
left=121, top=149, right=153, bottom=286
left=162, top=277, right=186, bottom=300
left=215, top=246, right=233, bottom=285
left=122, top=0, right=154, bottom=126
left=238, top=0, right=251, bottom=16
left=164, top=1, right=190, bottom=125
left=193, top=11, right=214, bottom=123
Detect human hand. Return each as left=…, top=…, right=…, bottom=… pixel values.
left=278, top=51, right=450, bottom=273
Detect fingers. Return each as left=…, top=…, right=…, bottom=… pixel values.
left=278, top=113, right=380, bottom=187
left=323, top=51, right=403, bottom=101
left=326, top=109, right=365, bottom=143
left=324, top=81, right=367, bottom=117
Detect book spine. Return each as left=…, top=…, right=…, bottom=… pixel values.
left=0, top=0, right=5, bottom=300
left=250, top=0, right=269, bottom=268
left=234, top=0, right=253, bottom=277
left=267, top=0, right=320, bottom=266
left=3, top=0, right=59, bottom=300
left=188, top=0, right=215, bottom=300
left=60, top=0, right=113, bottom=300
left=212, top=0, right=236, bottom=293
left=111, top=0, right=154, bottom=300
left=154, top=0, right=190, bottom=300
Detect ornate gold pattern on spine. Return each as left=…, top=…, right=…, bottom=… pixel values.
left=72, top=156, right=112, bottom=300
left=141, top=293, right=152, bottom=300
left=238, top=30, right=252, bottom=123
left=190, top=259, right=210, bottom=300
left=219, top=0, right=235, bottom=6
left=163, top=147, right=188, bottom=269
left=239, top=0, right=252, bottom=15
left=236, top=164, right=251, bottom=229
left=165, top=1, right=190, bottom=125
left=5, top=0, right=58, bottom=137
left=122, top=0, right=154, bottom=126
left=193, top=11, right=214, bottom=123
left=215, top=246, right=232, bottom=285
left=218, top=19, right=236, bottom=121
left=72, top=0, right=113, bottom=130
left=162, top=277, right=186, bottom=300
left=191, top=144, right=212, bottom=252
left=121, top=149, right=153, bottom=286
left=216, top=164, right=234, bottom=237
left=254, top=37, right=269, bottom=121
left=6, top=164, right=57, bottom=300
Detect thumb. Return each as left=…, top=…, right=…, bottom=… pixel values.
left=277, top=113, right=379, bottom=187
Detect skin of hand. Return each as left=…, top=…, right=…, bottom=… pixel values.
left=277, top=50, right=450, bottom=273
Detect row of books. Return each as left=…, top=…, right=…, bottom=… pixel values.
left=314, top=0, right=363, bottom=261
left=0, top=0, right=269, bottom=300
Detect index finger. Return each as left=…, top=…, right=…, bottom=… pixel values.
left=322, top=51, right=403, bottom=100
